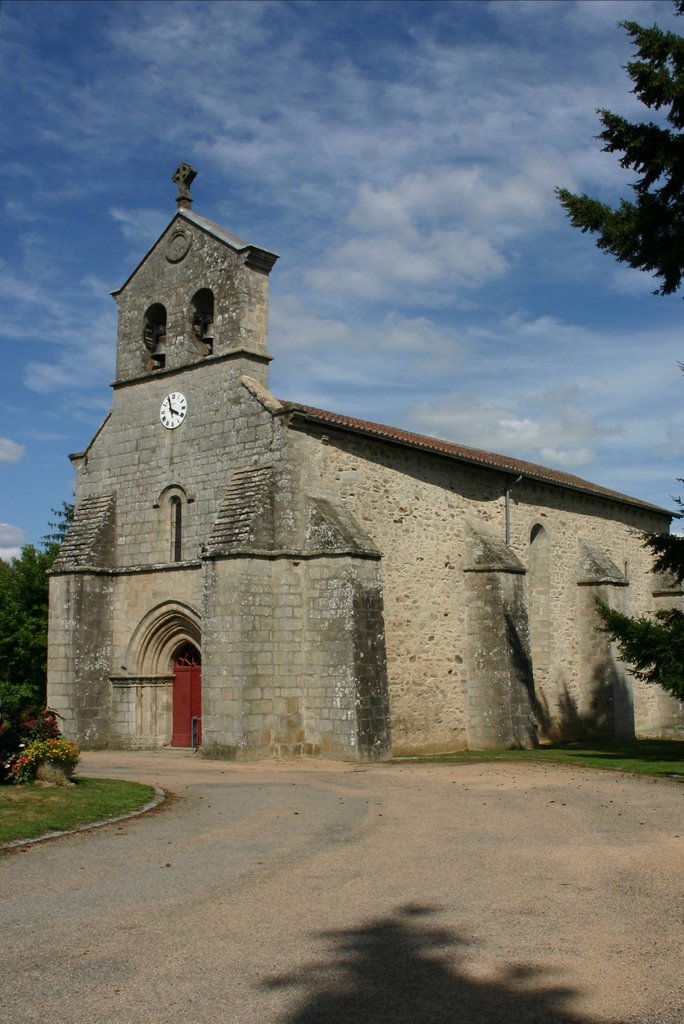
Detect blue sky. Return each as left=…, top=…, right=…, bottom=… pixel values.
left=1, top=0, right=683, bottom=559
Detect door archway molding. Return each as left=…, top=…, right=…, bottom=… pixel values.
left=126, top=600, right=201, bottom=677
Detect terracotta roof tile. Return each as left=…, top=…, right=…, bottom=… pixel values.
left=281, top=402, right=671, bottom=517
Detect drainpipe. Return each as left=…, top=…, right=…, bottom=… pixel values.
left=505, top=475, right=524, bottom=546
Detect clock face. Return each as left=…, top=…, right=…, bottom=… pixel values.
left=160, top=392, right=187, bottom=429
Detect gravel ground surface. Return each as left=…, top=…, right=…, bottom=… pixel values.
left=1, top=750, right=682, bottom=1024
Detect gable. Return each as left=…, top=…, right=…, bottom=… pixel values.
left=112, top=210, right=277, bottom=299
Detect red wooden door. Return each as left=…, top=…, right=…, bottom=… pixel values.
left=171, top=644, right=202, bottom=747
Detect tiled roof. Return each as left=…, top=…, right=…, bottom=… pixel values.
left=281, top=402, right=671, bottom=517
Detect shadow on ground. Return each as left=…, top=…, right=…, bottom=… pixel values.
left=264, top=904, right=597, bottom=1024
left=554, top=739, right=684, bottom=763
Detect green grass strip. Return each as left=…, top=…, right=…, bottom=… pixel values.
left=393, top=739, right=684, bottom=778
left=0, top=777, right=157, bottom=844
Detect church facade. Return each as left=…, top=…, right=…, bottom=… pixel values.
left=47, top=168, right=684, bottom=758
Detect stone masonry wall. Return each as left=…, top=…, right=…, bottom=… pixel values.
left=47, top=573, right=115, bottom=747
left=200, top=553, right=389, bottom=760
left=71, top=364, right=286, bottom=568
left=291, top=421, right=676, bottom=752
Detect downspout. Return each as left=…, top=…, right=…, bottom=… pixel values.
left=505, top=475, right=524, bottom=546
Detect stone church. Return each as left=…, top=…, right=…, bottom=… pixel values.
left=47, top=166, right=684, bottom=758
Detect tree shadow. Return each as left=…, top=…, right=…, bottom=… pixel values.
left=264, top=904, right=597, bottom=1024
left=535, top=665, right=635, bottom=744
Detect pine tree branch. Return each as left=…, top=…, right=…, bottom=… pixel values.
left=597, top=599, right=684, bottom=699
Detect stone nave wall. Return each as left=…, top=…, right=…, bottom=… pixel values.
left=291, top=420, right=680, bottom=753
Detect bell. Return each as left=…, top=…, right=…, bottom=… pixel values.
left=200, top=315, right=213, bottom=342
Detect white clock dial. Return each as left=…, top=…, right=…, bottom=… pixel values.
left=160, top=392, right=187, bottom=429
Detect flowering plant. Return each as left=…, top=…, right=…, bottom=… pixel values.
left=1, top=705, right=64, bottom=783
left=8, top=749, right=34, bottom=785
left=7, top=738, right=80, bottom=784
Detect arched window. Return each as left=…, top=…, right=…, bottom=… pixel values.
left=175, top=642, right=201, bottom=668
left=170, top=496, right=182, bottom=562
left=190, top=288, right=214, bottom=355
left=143, top=303, right=167, bottom=369
left=154, top=485, right=191, bottom=563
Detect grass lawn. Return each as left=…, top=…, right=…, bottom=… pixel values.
left=394, top=739, right=684, bottom=778
left=0, top=777, right=157, bottom=845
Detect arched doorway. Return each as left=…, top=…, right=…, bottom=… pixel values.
left=171, top=643, right=202, bottom=748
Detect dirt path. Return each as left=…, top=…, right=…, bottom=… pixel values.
left=1, top=750, right=682, bottom=1024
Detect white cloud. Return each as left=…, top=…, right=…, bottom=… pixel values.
left=562, top=0, right=674, bottom=33
left=405, top=391, right=611, bottom=470
left=348, top=161, right=563, bottom=237
left=0, top=438, right=25, bottom=465
left=0, top=262, right=72, bottom=329
left=110, top=207, right=168, bottom=246
left=270, top=294, right=352, bottom=352
left=306, top=228, right=508, bottom=304
left=609, top=264, right=661, bottom=297
left=18, top=293, right=116, bottom=396
left=303, top=149, right=582, bottom=307
left=272, top=295, right=467, bottom=366
left=0, top=522, right=24, bottom=561
left=4, top=199, right=42, bottom=223
left=270, top=297, right=469, bottom=414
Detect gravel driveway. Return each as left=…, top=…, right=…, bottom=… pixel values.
left=1, top=750, right=682, bottom=1024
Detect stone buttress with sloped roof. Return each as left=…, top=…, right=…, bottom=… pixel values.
left=47, top=167, right=684, bottom=757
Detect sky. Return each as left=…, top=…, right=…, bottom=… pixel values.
left=1, top=0, right=683, bottom=560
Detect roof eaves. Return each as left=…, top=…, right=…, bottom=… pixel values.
left=281, top=403, right=671, bottom=518
left=179, top=211, right=279, bottom=272
left=179, top=209, right=249, bottom=250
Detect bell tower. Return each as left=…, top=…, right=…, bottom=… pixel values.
left=48, top=167, right=282, bottom=750
left=111, top=164, right=278, bottom=387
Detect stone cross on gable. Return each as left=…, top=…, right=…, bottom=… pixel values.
left=172, top=163, right=198, bottom=209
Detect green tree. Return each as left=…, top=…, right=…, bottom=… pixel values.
left=0, top=502, right=73, bottom=713
left=598, top=521, right=684, bottom=699
left=42, top=501, right=74, bottom=548
left=556, top=2, right=684, bottom=296
left=557, top=2, right=684, bottom=699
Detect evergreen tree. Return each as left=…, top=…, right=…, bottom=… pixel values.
left=557, top=3, right=684, bottom=699
left=556, top=2, right=684, bottom=296
left=598, top=517, right=684, bottom=700
left=42, top=501, right=74, bottom=548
